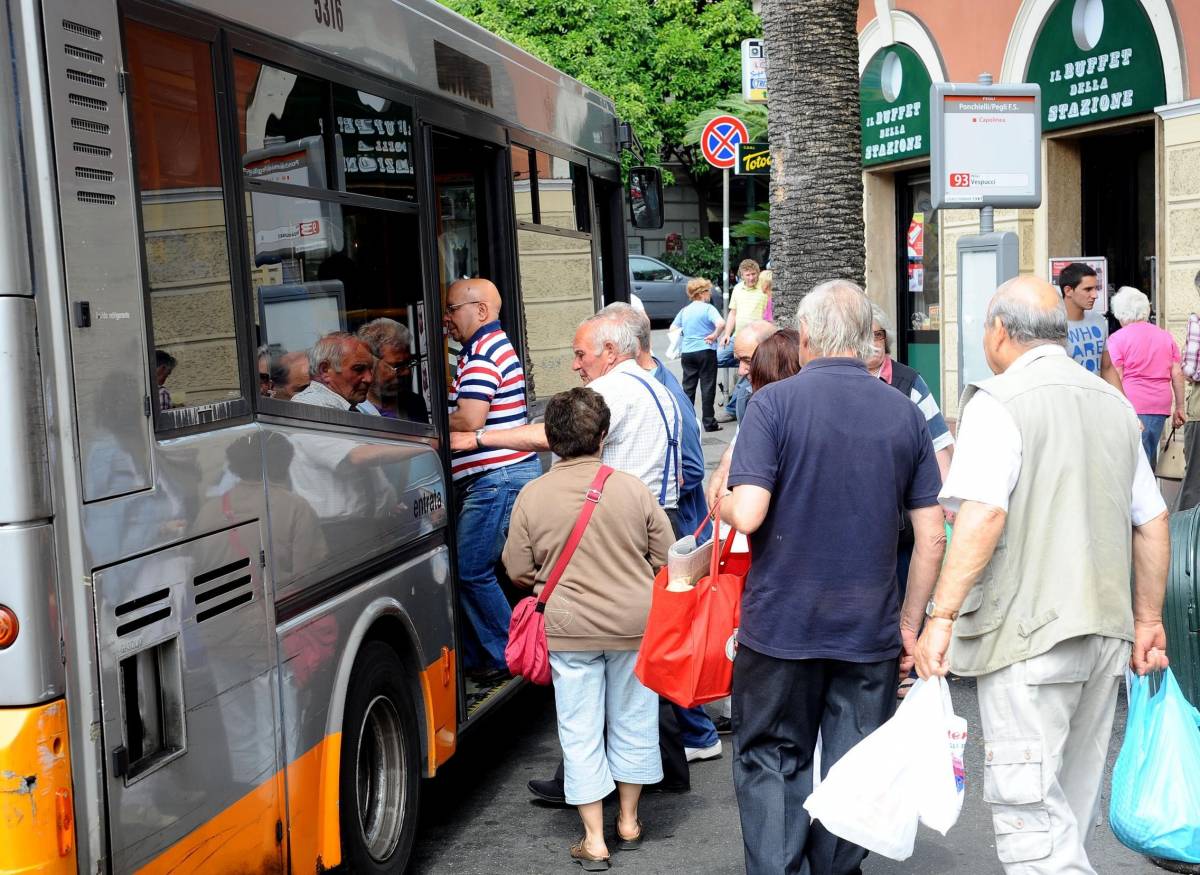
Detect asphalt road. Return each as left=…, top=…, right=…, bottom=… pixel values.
left=410, top=679, right=1159, bottom=874
left=409, top=331, right=1165, bottom=874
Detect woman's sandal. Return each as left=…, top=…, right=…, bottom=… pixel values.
left=569, top=838, right=611, bottom=871
left=615, top=817, right=644, bottom=851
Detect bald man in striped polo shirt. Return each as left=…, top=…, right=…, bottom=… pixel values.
left=445, top=278, right=543, bottom=684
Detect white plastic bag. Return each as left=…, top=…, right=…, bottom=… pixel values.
left=666, top=326, right=683, bottom=360
left=802, top=676, right=966, bottom=861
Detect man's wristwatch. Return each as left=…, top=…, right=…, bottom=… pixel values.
left=474, top=428, right=487, bottom=449
left=925, top=599, right=958, bottom=621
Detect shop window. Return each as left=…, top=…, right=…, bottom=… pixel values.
left=126, top=20, right=243, bottom=420
left=896, top=172, right=941, bottom=404
left=248, top=193, right=429, bottom=424
left=516, top=229, right=594, bottom=400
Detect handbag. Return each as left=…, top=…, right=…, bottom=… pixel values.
left=1158, top=426, right=1186, bottom=481
left=505, top=465, right=614, bottom=685
left=666, top=326, right=683, bottom=360
left=635, top=501, right=751, bottom=708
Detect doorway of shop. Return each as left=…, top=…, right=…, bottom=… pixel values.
left=1080, top=125, right=1156, bottom=322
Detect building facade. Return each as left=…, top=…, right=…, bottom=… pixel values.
left=858, top=0, right=1200, bottom=416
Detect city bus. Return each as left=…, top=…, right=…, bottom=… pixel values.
left=0, top=0, right=661, bottom=872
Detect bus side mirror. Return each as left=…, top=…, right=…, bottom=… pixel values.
left=628, top=166, right=664, bottom=230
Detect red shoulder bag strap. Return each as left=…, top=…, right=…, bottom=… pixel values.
left=536, top=465, right=615, bottom=612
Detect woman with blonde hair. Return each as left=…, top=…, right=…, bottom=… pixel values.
left=670, top=277, right=726, bottom=431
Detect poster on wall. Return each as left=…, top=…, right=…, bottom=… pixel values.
left=1049, top=256, right=1109, bottom=313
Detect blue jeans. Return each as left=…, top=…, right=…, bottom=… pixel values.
left=674, top=704, right=719, bottom=749
left=455, top=456, right=542, bottom=670
left=551, top=650, right=663, bottom=804
left=1138, top=413, right=1167, bottom=468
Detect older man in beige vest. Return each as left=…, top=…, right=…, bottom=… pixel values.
left=915, top=276, right=1170, bottom=874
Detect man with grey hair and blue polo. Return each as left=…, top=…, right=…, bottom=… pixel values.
left=915, top=275, right=1169, bottom=874
left=718, top=279, right=947, bottom=874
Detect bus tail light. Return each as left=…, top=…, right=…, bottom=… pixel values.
left=55, top=788, right=73, bottom=856
left=0, top=604, right=17, bottom=648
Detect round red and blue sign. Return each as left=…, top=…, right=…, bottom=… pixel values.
left=701, top=115, right=749, bottom=170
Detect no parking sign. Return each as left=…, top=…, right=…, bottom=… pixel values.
left=701, top=115, right=749, bottom=170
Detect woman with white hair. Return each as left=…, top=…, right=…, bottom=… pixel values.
left=1103, top=285, right=1185, bottom=466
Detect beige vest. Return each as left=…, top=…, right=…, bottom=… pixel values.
left=949, top=352, right=1141, bottom=676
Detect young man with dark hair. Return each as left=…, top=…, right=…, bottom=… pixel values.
left=1059, top=262, right=1108, bottom=375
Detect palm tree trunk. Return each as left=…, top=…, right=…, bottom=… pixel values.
left=762, top=0, right=864, bottom=323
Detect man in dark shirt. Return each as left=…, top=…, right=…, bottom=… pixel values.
left=719, top=279, right=946, bottom=875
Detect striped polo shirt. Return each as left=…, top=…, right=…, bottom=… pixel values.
left=450, top=320, right=535, bottom=481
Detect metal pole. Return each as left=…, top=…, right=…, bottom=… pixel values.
left=722, top=167, right=730, bottom=302
left=978, top=71, right=994, bottom=234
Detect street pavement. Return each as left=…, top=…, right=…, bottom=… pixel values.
left=409, top=331, right=1163, bottom=874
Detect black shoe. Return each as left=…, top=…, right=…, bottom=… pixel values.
left=528, top=778, right=568, bottom=806
left=644, top=780, right=690, bottom=794
left=712, top=715, right=733, bottom=735
left=703, top=421, right=722, bottom=432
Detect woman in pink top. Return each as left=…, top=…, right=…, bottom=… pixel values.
left=1103, top=286, right=1185, bottom=467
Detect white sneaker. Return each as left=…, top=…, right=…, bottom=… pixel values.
left=685, top=740, right=723, bottom=762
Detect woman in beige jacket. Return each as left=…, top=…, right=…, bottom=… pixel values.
left=503, top=387, right=674, bottom=871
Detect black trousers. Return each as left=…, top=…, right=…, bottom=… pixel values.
left=732, top=645, right=898, bottom=875
left=680, top=349, right=718, bottom=426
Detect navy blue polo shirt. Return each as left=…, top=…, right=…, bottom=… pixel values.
left=728, top=357, right=942, bottom=662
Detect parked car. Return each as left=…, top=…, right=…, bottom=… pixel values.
left=629, top=254, right=724, bottom=322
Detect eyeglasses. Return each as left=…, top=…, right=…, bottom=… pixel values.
left=445, top=300, right=484, bottom=314
left=258, top=371, right=272, bottom=385
left=873, top=329, right=887, bottom=341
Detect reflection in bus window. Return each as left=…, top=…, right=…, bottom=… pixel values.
left=235, top=56, right=329, bottom=188
left=332, top=83, right=416, bottom=202
left=126, top=20, right=242, bottom=417
left=516, top=229, right=595, bottom=399
left=510, top=145, right=534, bottom=223
left=246, top=193, right=429, bottom=423
left=535, top=153, right=578, bottom=231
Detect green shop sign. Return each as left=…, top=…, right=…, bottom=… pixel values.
left=1026, top=0, right=1166, bottom=132
left=736, top=143, right=770, bottom=176
left=860, top=43, right=932, bottom=167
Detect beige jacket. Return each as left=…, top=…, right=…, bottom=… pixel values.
left=502, top=456, right=674, bottom=651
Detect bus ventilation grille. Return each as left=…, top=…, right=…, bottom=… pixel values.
left=193, top=556, right=255, bottom=623
left=113, top=588, right=171, bottom=638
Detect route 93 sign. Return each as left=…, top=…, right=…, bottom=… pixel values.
left=931, top=82, right=1042, bottom=210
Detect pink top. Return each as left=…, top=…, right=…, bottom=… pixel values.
left=1107, top=321, right=1181, bottom=415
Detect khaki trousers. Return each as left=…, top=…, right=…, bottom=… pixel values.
left=976, top=635, right=1130, bottom=874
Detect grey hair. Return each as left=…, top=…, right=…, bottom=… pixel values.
left=308, top=331, right=356, bottom=375
left=598, top=302, right=652, bottom=354
left=796, top=280, right=875, bottom=360
left=1111, top=286, right=1150, bottom=325
left=357, top=317, right=413, bottom=357
left=582, top=310, right=641, bottom=359
left=869, top=303, right=895, bottom=354
left=986, top=280, right=1067, bottom=345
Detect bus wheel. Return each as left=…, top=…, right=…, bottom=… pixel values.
left=340, top=641, right=420, bottom=873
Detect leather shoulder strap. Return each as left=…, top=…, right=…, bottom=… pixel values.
left=537, top=465, right=615, bottom=607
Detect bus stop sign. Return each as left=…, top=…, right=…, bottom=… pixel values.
left=702, top=115, right=749, bottom=170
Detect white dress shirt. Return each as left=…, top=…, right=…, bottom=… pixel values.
left=939, top=344, right=1166, bottom=525
left=292, top=379, right=356, bottom=411
left=588, top=358, right=681, bottom=508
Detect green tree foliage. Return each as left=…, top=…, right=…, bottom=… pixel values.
left=683, top=97, right=767, bottom=151
left=731, top=201, right=769, bottom=239
left=661, top=237, right=724, bottom=281
left=441, top=0, right=759, bottom=163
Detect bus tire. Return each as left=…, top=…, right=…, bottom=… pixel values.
left=340, top=641, right=421, bottom=874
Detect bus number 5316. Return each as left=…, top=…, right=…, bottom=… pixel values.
left=314, top=0, right=344, bottom=31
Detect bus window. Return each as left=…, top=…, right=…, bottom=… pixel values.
left=510, top=145, right=534, bottom=223
left=515, top=229, right=594, bottom=399
left=534, top=154, right=578, bottom=232
left=125, top=21, right=243, bottom=420
left=247, top=193, right=430, bottom=424
left=332, top=84, right=416, bottom=203
left=235, top=56, right=330, bottom=188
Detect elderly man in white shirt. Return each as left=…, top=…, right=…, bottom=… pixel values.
left=914, top=276, right=1169, bottom=875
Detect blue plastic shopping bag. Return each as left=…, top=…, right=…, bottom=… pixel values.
left=1110, top=668, right=1200, bottom=863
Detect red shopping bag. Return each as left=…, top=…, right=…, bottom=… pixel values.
left=635, top=508, right=750, bottom=708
